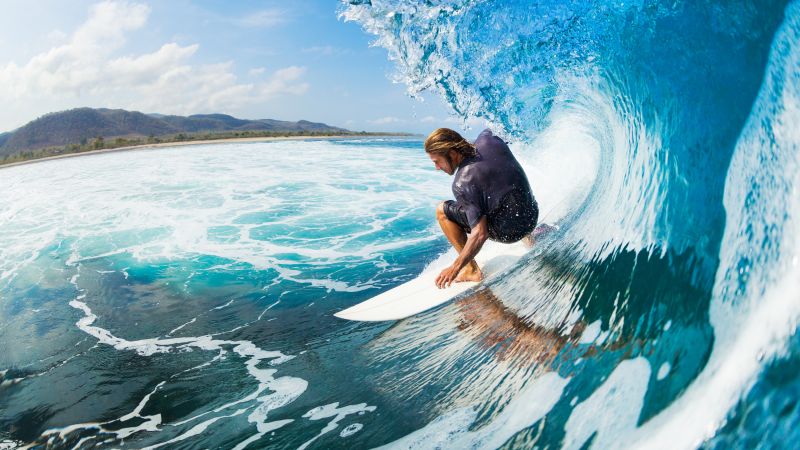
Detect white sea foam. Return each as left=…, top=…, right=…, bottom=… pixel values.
left=42, top=381, right=165, bottom=443
left=142, top=408, right=249, bottom=450
left=657, top=362, right=671, bottom=381
left=212, top=299, right=236, bottom=310
left=340, top=423, right=364, bottom=437
left=578, top=320, right=602, bottom=343
left=299, top=402, right=378, bottom=450
left=563, top=358, right=651, bottom=449
left=52, top=271, right=310, bottom=447
left=381, top=371, right=568, bottom=449
left=0, top=140, right=447, bottom=297
left=167, top=318, right=196, bottom=336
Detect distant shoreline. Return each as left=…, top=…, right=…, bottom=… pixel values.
left=0, top=134, right=419, bottom=170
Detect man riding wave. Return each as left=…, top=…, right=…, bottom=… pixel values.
left=425, top=128, right=547, bottom=289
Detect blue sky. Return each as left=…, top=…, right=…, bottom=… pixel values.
left=0, top=0, right=481, bottom=134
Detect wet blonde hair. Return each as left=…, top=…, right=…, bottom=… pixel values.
left=424, top=128, right=477, bottom=157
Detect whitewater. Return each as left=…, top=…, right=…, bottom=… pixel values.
left=2, top=0, right=800, bottom=448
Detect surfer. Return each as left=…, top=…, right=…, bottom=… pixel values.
left=426, top=128, right=545, bottom=289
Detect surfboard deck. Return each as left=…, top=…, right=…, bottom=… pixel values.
left=334, top=242, right=529, bottom=321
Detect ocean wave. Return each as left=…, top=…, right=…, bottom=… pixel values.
left=344, top=0, right=800, bottom=447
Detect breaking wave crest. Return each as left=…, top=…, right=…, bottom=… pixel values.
left=343, top=0, right=800, bottom=447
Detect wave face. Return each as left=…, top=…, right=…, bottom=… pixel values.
left=343, top=0, right=800, bottom=447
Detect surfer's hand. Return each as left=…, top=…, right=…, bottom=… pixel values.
left=436, top=265, right=460, bottom=289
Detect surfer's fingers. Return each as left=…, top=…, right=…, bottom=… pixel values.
left=439, top=270, right=450, bottom=288
left=443, top=272, right=453, bottom=288
left=436, top=268, right=453, bottom=289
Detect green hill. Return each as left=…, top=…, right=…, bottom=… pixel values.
left=0, top=108, right=349, bottom=158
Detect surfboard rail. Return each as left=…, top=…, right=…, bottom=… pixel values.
left=334, top=243, right=529, bottom=321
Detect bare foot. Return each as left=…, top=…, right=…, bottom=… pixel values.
left=455, top=265, right=483, bottom=282
left=522, top=235, right=534, bottom=248
left=524, top=223, right=558, bottom=248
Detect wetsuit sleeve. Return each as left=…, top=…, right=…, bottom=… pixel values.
left=453, top=184, right=484, bottom=229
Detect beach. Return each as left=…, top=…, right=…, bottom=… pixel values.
left=0, top=134, right=411, bottom=170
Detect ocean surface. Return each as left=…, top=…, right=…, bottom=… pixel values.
left=2, top=0, right=800, bottom=448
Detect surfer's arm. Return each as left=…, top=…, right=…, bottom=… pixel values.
left=436, top=216, right=488, bottom=288
left=456, top=215, right=489, bottom=269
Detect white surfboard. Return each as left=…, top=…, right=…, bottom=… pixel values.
left=335, top=242, right=529, bottom=321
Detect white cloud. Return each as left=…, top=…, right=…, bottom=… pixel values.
left=369, top=116, right=402, bottom=125
left=419, top=115, right=437, bottom=123
left=0, top=1, right=151, bottom=97
left=257, top=66, right=309, bottom=97
left=45, top=29, right=68, bottom=43
left=0, top=1, right=308, bottom=129
left=72, top=1, right=149, bottom=53
left=238, top=9, right=287, bottom=28
left=107, top=63, right=309, bottom=116
left=105, top=43, right=199, bottom=88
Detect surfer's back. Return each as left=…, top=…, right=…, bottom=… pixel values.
left=453, top=129, right=532, bottom=216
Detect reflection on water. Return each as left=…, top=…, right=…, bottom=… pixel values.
left=360, top=238, right=716, bottom=447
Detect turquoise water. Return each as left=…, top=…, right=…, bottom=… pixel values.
left=0, top=138, right=466, bottom=448
left=3, top=0, right=800, bottom=448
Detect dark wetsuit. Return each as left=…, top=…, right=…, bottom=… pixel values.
left=443, top=129, right=538, bottom=243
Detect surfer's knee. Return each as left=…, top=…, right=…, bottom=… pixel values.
left=436, top=201, right=447, bottom=222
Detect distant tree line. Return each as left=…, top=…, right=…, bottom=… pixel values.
left=0, top=129, right=410, bottom=167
